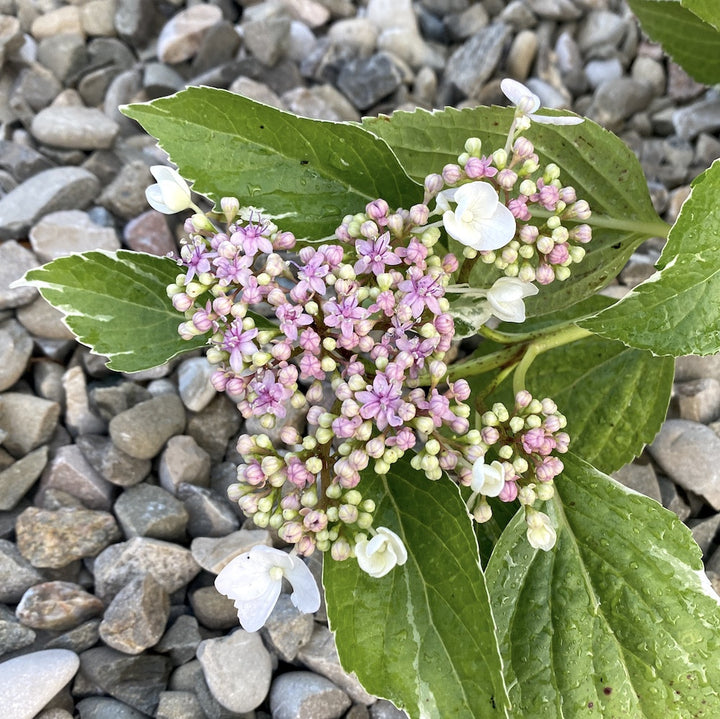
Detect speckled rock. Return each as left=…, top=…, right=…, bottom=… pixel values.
left=76, top=434, right=151, bottom=487
left=99, top=574, right=170, bottom=654
left=157, top=4, right=223, bottom=64
left=0, top=392, right=60, bottom=457
left=0, top=605, right=36, bottom=657
left=0, top=319, right=33, bottom=392
left=0, top=445, right=49, bottom=511
left=270, top=671, right=352, bottom=719
left=15, top=581, right=104, bottom=631
left=158, top=435, right=211, bottom=495
left=155, top=614, right=202, bottom=666
left=114, top=483, right=188, bottom=540
left=16, top=506, right=120, bottom=568
left=0, top=241, right=38, bottom=310
left=0, top=539, right=45, bottom=603
left=92, top=536, right=200, bottom=601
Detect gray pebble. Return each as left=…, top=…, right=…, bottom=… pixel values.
left=0, top=318, right=33, bottom=392
left=584, top=57, right=623, bottom=90
left=62, top=365, right=106, bottom=436
left=0, top=167, right=99, bottom=241
left=0, top=240, right=38, bottom=309
left=0, top=445, right=48, bottom=511
left=156, top=691, right=205, bottom=719
left=16, top=505, right=120, bottom=568
left=676, top=378, right=720, bottom=424
left=673, top=95, right=720, bottom=140
left=445, top=23, right=510, bottom=99
left=157, top=4, right=223, bottom=64
left=178, top=483, right=241, bottom=538
left=0, top=140, right=52, bottom=182
left=369, top=700, right=409, bottom=719
left=76, top=697, right=150, bottom=719
left=270, top=671, right=351, bottom=719
left=297, top=623, right=375, bottom=704
left=587, top=77, right=654, bottom=131
left=687, top=514, right=720, bottom=557
left=114, top=483, right=189, bottom=540
left=0, top=538, right=44, bottom=602
left=75, top=434, right=151, bottom=487
left=243, top=15, right=291, bottom=67
left=0, top=392, right=60, bottom=457
left=282, top=84, right=360, bottom=122
left=262, top=593, right=315, bottom=661
left=45, top=618, right=101, bottom=654
left=337, top=52, right=403, bottom=111
left=649, top=419, right=720, bottom=511
left=99, top=573, right=170, bottom=654
left=657, top=473, right=691, bottom=521
left=675, top=354, right=720, bottom=383
left=577, top=10, right=625, bottom=53
left=79, top=647, right=171, bottom=715
left=191, top=529, right=272, bottom=574
left=90, top=381, right=153, bottom=420
left=197, top=630, right=273, bottom=713
left=98, top=160, right=153, bottom=219
left=31, top=106, right=118, bottom=150
left=15, top=580, right=103, bottom=631
left=109, top=393, right=186, bottom=460
left=0, top=605, right=36, bottom=657
left=29, top=209, right=120, bottom=262
left=155, top=614, right=202, bottom=666
left=177, top=358, right=216, bottom=413
left=92, top=536, right=200, bottom=601
left=16, top=295, right=75, bottom=340
left=186, top=394, right=240, bottom=462
left=37, top=443, right=115, bottom=510
left=327, top=17, right=377, bottom=56
left=506, top=30, right=537, bottom=81
left=11, top=64, right=62, bottom=116
left=0, top=649, right=80, bottom=719
left=189, top=585, right=239, bottom=630
left=159, top=435, right=211, bottom=495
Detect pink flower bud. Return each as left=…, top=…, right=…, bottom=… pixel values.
left=322, top=245, right=344, bottom=267
left=386, top=213, right=404, bottom=236
left=535, top=263, right=555, bottom=285
left=439, top=451, right=458, bottom=470
left=172, top=293, right=193, bottom=312
left=442, top=253, right=459, bottom=273
left=555, top=432, right=570, bottom=453
left=366, top=199, right=389, bottom=221
left=226, top=377, right=245, bottom=396
left=452, top=379, right=471, bottom=401
left=434, top=313, right=454, bottom=335
left=570, top=224, right=592, bottom=243
left=212, top=296, right=233, bottom=316
left=307, top=406, right=324, bottom=426
left=519, top=224, right=539, bottom=244
left=296, top=536, right=316, bottom=556
left=481, top=426, right=500, bottom=445
left=559, top=186, right=576, bottom=203
left=271, top=342, right=292, bottom=361
left=212, top=371, right=228, bottom=392
left=409, top=204, right=429, bottom=226
left=273, top=231, right=296, bottom=250
left=515, top=390, right=532, bottom=409
left=424, top=173, right=444, bottom=196
left=498, top=480, right=518, bottom=502
left=442, top=164, right=462, bottom=184
left=360, top=220, right=379, bottom=238
left=279, top=521, right=304, bottom=544
left=512, top=137, right=535, bottom=159
left=338, top=504, right=359, bottom=524
left=547, top=243, right=569, bottom=265
left=366, top=437, right=386, bottom=458
left=497, top=168, right=518, bottom=191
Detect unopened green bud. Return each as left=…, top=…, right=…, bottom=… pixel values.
left=509, top=416, right=525, bottom=433
left=357, top=512, right=374, bottom=529
left=498, top=445, right=513, bottom=460
left=425, top=439, right=441, bottom=455
left=257, top=496, right=274, bottom=513
left=537, top=483, right=555, bottom=501
left=546, top=216, right=561, bottom=230
left=421, top=226, right=441, bottom=247
left=464, top=137, right=482, bottom=156
left=326, top=483, right=342, bottom=499
left=555, top=265, right=571, bottom=281
left=569, top=246, right=586, bottom=263
left=302, top=435, right=317, bottom=451
left=253, top=512, right=270, bottom=528
left=383, top=447, right=401, bottom=464
left=316, top=427, right=334, bottom=444
left=518, top=485, right=537, bottom=506
left=252, top=351, right=272, bottom=367
left=377, top=273, right=393, bottom=291
left=345, top=490, right=362, bottom=505
left=527, top=399, right=543, bottom=414
left=473, top=499, right=492, bottom=523
left=374, top=459, right=390, bottom=475
left=482, top=411, right=498, bottom=427
left=421, top=454, right=440, bottom=472
left=361, top=499, right=376, bottom=513
left=492, top=148, right=507, bottom=169
left=457, top=152, right=470, bottom=166
left=318, top=412, right=334, bottom=429
left=544, top=163, right=560, bottom=182
left=322, top=337, right=337, bottom=351
left=255, top=434, right=273, bottom=450
left=518, top=179, right=536, bottom=196
left=259, top=414, right=275, bottom=432
left=462, top=246, right=478, bottom=259
left=337, top=264, right=356, bottom=281
left=301, top=487, right=318, bottom=507
left=513, top=457, right=529, bottom=474
left=375, top=356, right=388, bottom=371
left=415, top=416, right=435, bottom=435
left=305, top=457, right=322, bottom=474
left=305, top=301, right=319, bottom=315
left=242, top=316, right=256, bottom=331
left=492, top=403, right=509, bottom=422
left=525, top=414, right=542, bottom=429
left=356, top=421, right=373, bottom=441
left=269, top=513, right=283, bottom=529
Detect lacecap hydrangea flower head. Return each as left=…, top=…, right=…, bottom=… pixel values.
left=156, top=79, right=589, bottom=630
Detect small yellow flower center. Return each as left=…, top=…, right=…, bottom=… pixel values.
left=460, top=210, right=474, bottom=224
left=269, top=566, right=284, bottom=581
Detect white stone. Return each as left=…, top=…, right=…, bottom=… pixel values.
left=0, top=649, right=79, bottom=719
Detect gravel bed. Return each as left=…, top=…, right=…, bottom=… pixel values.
left=0, top=0, right=719, bottom=717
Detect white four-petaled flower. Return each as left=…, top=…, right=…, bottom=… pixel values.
left=471, top=456, right=505, bottom=497
left=146, top=165, right=194, bottom=214
left=485, top=276, right=539, bottom=323
left=526, top=509, right=557, bottom=551
left=214, top=545, right=320, bottom=632
left=438, top=182, right=516, bottom=251
left=355, top=527, right=408, bottom=578
left=501, top=78, right=584, bottom=126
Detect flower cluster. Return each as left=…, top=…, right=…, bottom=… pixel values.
left=151, top=79, right=583, bottom=630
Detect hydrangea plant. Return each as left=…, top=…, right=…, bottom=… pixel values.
left=20, top=59, right=720, bottom=718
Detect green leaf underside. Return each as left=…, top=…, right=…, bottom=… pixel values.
left=682, top=0, right=720, bottom=30
left=24, top=251, right=216, bottom=373
left=323, top=454, right=509, bottom=718
left=487, top=453, right=720, bottom=718
left=362, top=107, right=663, bottom=318
left=582, top=160, right=720, bottom=356
left=122, top=88, right=421, bottom=241
left=628, top=0, right=720, bottom=83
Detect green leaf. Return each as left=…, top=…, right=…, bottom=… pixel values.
left=523, top=334, right=674, bottom=473
left=487, top=453, right=720, bottom=718
left=122, top=88, right=421, bottom=241
left=363, top=107, right=666, bottom=317
left=582, top=159, right=720, bottom=356
left=22, top=251, right=208, bottom=372
left=627, top=0, right=720, bottom=83
left=324, top=454, right=509, bottom=718
left=682, top=0, right=720, bottom=30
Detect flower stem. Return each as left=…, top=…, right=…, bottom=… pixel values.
left=512, top=324, right=593, bottom=395
left=457, top=255, right=479, bottom=285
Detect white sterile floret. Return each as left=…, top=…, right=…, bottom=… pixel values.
left=486, top=277, right=539, bottom=323
left=526, top=509, right=557, bottom=551
left=501, top=78, right=584, bottom=126
left=471, top=456, right=505, bottom=497
left=438, top=182, right=516, bottom=251
left=355, top=527, right=408, bottom=578
left=214, top=545, right=320, bottom=632
left=145, top=165, right=194, bottom=214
